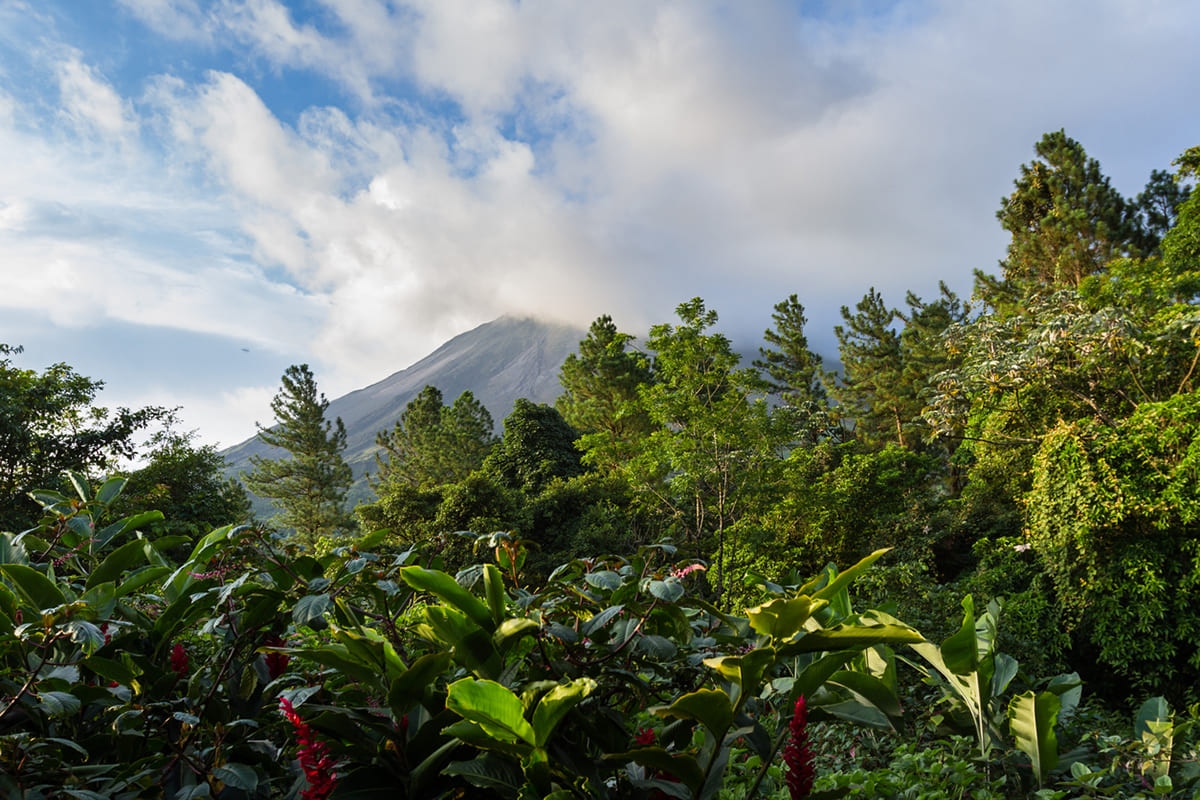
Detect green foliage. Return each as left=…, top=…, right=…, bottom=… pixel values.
left=112, top=427, right=251, bottom=540
left=1026, top=394, right=1200, bottom=699
left=0, top=343, right=169, bottom=532
left=373, top=385, right=497, bottom=492
left=994, top=129, right=1136, bottom=294
left=557, top=315, right=654, bottom=472
left=484, top=399, right=583, bottom=495
left=245, top=364, right=354, bottom=546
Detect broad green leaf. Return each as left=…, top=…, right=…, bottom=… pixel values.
left=531, top=677, right=596, bottom=747
left=39, top=690, right=82, bottom=717
left=584, top=570, right=622, bottom=591
left=582, top=605, right=624, bottom=638
left=1135, top=696, right=1171, bottom=739
left=446, top=678, right=535, bottom=746
left=636, top=634, right=677, bottom=659
left=654, top=688, right=734, bottom=736
left=86, top=538, right=154, bottom=588
left=791, top=650, right=860, bottom=698
left=991, top=652, right=1019, bottom=697
left=84, top=655, right=139, bottom=686
left=703, top=647, right=776, bottom=698
left=776, top=623, right=923, bottom=656
left=828, top=670, right=903, bottom=719
left=95, top=476, right=128, bottom=505
left=746, top=596, right=826, bottom=640
left=95, top=511, right=166, bottom=548
left=400, top=566, right=494, bottom=631
left=941, top=595, right=980, bottom=676
left=493, top=617, right=538, bottom=652
left=293, top=594, right=332, bottom=628
left=647, top=578, right=684, bottom=603
left=442, top=755, right=525, bottom=792
left=389, top=651, right=453, bottom=714
left=213, top=763, right=258, bottom=793
left=0, top=563, right=66, bottom=610
left=67, top=471, right=92, bottom=502
left=483, top=564, right=507, bottom=626
left=1008, top=690, right=1061, bottom=786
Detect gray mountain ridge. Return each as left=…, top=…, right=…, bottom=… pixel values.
left=220, top=315, right=588, bottom=502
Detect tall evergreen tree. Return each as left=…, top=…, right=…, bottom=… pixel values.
left=990, top=130, right=1134, bottom=299
left=374, top=386, right=496, bottom=491
left=830, top=288, right=910, bottom=449
left=754, top=294, right=826, bottom=406
left=245, top=364, right=352, bottom=545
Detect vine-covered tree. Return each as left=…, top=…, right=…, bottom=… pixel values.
left=244, top=364, right=353, bottom=545
left=0, top=344, right=167, bottom=532
left=483, top=400, right=583, bottom=495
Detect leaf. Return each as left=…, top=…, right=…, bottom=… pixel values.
left=775, top=623, right=923, bottom=656
left=86, top=538, right=154, bottom=589
left=991, top=653, right=1019, bottom=697
left=0, top=563, right=66, bottom=610
left=95, top=476, right=128, bottom=506
left=941, top=595, right=980, bottom=676
left=389, top=651, right=453, bottom=714
left=446, top=678, right=535, bottom=746
left=483, top=564, right=507, bottom=626
left=653, top=688, right=733, bottom=736
left=647, top=578, right=684, bottom=603
left=38, top=690, right=82, bottom=717
left=213, top=763, right=258, bottom=793
left=293, top=594, right=332, bottom=628
left=746, top=596, right=826, bottom=640
left=1135, top=696, right=1171, bottom=739
left=584, top=570, right=622, bottom=591
left=1008, top=690, right=1061, bottom=786
left=828, top=670, right=903, bottom=720
left=400, top=566, right=494, bottom=631
left=636, top=634, right=677, bottom=659
left=531, top=677, right=597, bottom=747
left=582, top=605, right=624, bottom=638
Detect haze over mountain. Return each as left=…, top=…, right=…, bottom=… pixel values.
left=221, top=316, right=587, bottom=501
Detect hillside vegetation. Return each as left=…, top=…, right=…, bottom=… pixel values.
left=2, top=132, right=1200, bottom=798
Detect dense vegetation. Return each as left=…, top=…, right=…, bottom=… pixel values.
left=2, top=132, right=1199, bottom=798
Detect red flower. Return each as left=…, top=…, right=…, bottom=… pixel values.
left=783, top=696, right=815, bottom=800
left=169, top=643, right=189, bottom=678
left=634, top=727, right=657, bottom=746
left=280, top=697, right=337, bottom=800
left=263, top=634, right=291, bottom=680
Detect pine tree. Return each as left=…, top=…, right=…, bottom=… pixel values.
left=992, top=130, right=1134, bottom=297
left=830, top=288, right=909, bottom=449
left=245, top=364, right=352, bottom=545
left=373, top=386, right=496, bottom=490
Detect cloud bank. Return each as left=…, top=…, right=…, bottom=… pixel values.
left=1, top=0, right=1198, bottom=446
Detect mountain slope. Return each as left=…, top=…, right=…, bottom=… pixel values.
left=221, top=315, right=587, bottom=497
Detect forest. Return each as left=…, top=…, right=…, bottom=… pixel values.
left=2, top=131, right=1199, bottom=798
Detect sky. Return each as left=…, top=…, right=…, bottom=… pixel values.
left=1, top=0, right=1198, bottom=451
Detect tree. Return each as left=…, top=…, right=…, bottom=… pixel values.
left=112, top=427, right=250, bottom=539
left=244, top=364, right=353, bottom=545
left=556, top=315, right=654, bottom=471
left=373, top=386, right=497, bottom=491
left=483, top=399, right=583, bottom=495
left=991, top=130, right=1135, bottom=298
left=755, top=294, right=826, bottom=406
left=629, top=299, right=788, bottom=601
left=0, top=343, right=167, bottom=532
left=829, top=288, right=909, bottom=449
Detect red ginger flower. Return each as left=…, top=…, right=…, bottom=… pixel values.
left=783, top=695, right=815, bottom=800
left=169, top=643, right=189, bottom=678
left=280, top=697, right=337, bottom=800
left=634, top=727, right=656, bottom=746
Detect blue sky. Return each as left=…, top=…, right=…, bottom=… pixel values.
left=1, top=0, right=1198, bottom=450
